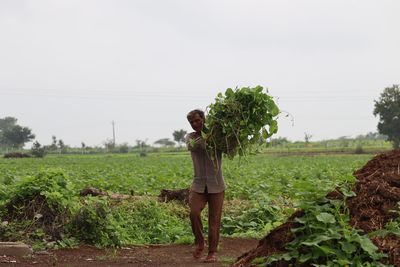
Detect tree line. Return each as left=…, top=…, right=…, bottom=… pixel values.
left=0, top=117, right=189, bottom=157
left=1, top=84, right=399, bottom=156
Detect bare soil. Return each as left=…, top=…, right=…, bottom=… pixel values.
left=1, top=237, right=257, bottom=267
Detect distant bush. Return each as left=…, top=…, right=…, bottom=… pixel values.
left=355, top=144, right=365, bottom=154
left=3, top=152, right=31, bottom=158
left=31, top=141, right=46, bottom=158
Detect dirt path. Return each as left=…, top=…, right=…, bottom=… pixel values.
left=4, top=237, right=258, bottom=267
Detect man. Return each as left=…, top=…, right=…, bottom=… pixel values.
left=186, top=109, right=226, bottom=263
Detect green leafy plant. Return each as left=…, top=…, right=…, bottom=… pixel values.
left=0, top=169, right=77, bottom=242
left=71, top=197, right=191, bottom=247
left=222, top=200, right=282, bottom=236
left=264, top=195, right=389, bottom=266
left=203, top=86, right=279, bottom=159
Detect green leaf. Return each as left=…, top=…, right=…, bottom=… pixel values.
left=358, top=236, right=379, bottom=256
left=262, top=127, right=270, bottom=139
left=340, top=241, right=357, bottom=254
left=318, top=245, right=338, bottom=255
left=269, top=120, right=278, bottom=134
left=255, top=86, right=263, bottom=93
left=270, top=102, right=280, bottom=116
left=301, top=234, right=333, bottom=246
left=316, top=212, right=336, bottom=224
left=225, top=88, right=234, bottom=97
left=298, top=253, right=313, bottom=263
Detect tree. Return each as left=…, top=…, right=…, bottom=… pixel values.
left=0, top=117, right=17, bottom=136
left=118, top=142, right=129, bottom=153
left=172, top=129, right=187, bottom=147
left=135, top=139, right=148, bottom=149
left=338, top=136, right=350, bottom=148
left=304, top=132, right=313, bottom=144
left=58, top=139, right=67, bottom=154
left=355, top=132, right=387, bottom=141
left=373, top=84, right=400, bottom=148
left=0, top=117, right=35, bottom=149
left=31, top=141, right=46, bottom=158
left=81, top=142, right=86, bottom=154
left=135, top=139, right=148, bottom=157
left=269, top=136, right=290, bottom=147
left=50, top=135, right=58, bottom=151
left=154, top=138, right=176, bottom=147
left=2, top=125, right=35, bottom=149
left=103, top=139, right=115, bottom=152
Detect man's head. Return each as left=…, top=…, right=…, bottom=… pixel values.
left=187, top=109, right=205, bottom=133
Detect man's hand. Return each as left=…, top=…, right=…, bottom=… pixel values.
left=186, top=133, right=205, bottom=151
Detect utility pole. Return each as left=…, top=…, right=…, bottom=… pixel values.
left=112, top=120, right=116, bottom=146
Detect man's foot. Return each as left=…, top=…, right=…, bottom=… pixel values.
left=203, top=252, right=217, bottom=263
left=192, top=246, right=204, bottom=259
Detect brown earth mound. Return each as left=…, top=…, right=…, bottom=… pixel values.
left=349, top=149, right=400, bottom=265
left=80, top=187, right=132, bottom=200
left=232, top=150, right=400, bottom=267
left=349, top=150, right=400, bottom=232
left=3, top=152, right=31, bottom=158
left=158, top=188, right=190, bottom=204
left=232, top=210, right=304, bottom=267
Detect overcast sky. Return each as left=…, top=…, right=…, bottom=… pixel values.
left=1, top=0, right=399, bottom=147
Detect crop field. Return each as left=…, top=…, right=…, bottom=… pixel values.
left=0, top=152, right=373, bottom=248
left=0, top=153, right=372, bottom=200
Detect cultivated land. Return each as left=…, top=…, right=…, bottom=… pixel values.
left=0, top=152, right=386, bottom=265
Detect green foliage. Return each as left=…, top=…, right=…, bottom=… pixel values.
left=49, top=135, right=58, bottom=151
left=117, top=143, right=129, bottom=153
left=355, top=132, right=388, bottom=141
left=0, top=117, right=18, bottom=146
left=4, top=169, right=76, bottom=212
left=154, top=138, right=176, bottom=147
left=222, top=200, right=282, bottom=237
left=31, top=141, right=46, bottom=158
left=269, top=136, right=290, bottom=146
left=264, top=195, right=389, bottom=266
left=57, top=139, right=68, bottom=154
left=172, top=129, right=187, bottom=147
left=72, top=197, right=191, bottom=247
left=0, top=153, right=370, bottom=202
left=203, top=86, right=279, bottom=159
left=1, top=124, right=35, bottom=149
left=71, top=197, right=122, bottom=246
left=373, top=84, right=400, bottom=148
left=0, top=153, right=375, bottom=251
left=0, top=169, right=77, bottom=243
left=355, top=144, right=365, bottom=154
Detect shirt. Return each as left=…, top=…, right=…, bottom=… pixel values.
left=186, top=132, right=226, bottom=193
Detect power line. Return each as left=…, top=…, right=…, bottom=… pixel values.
left=0, top=87, right=380, bottom=103
left=0, top=87, right=381, bottom=95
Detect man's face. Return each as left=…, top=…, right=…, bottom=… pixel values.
left=189, top=113, right=204, bottom=133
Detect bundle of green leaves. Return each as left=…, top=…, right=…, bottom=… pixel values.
left=203, top=86, right=279, bottom=159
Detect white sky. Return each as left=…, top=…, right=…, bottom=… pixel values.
left=1, top=0, right=399, bottom=147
